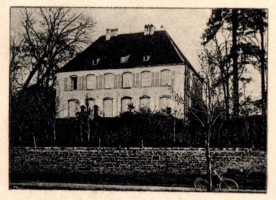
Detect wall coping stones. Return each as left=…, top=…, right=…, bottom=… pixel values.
left=11, top=147, right=265, bottom=152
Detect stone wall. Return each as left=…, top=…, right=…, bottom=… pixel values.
left=10, top=147, right=266, bottom=177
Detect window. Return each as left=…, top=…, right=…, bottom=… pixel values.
left=68, top=99, right=79, bottom=117
left=87, top=74, right=96, bottom=90
left=114, top=74, right=122, bottom=89
left=70, top=76, right=78, bottom=90
left=92, top=58, right=100, bottom=65
left=141, top=71, right=151, bottom=87
left=87, top=98, right=95, bottom=111
left=143, top=55, right=150, bottom=61
left=159, top=95, right=171, bottom=110
left=140, top=95, right=151, bottom=109
left=121, top=97, right=132, bottom=113
left=104, top=73, right=114, bottom=89
left=120, top=55, right=130, bottom=63
left=103, top=98, right=113, bottom=117
left=161, top=69, right=171, bottom=86
left=123, top=72, right=133, bottom=88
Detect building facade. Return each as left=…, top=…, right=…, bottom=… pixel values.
left=56, top=25, right=202, bottom=119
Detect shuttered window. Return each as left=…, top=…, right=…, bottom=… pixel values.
left=70, top=76, right=78, bottom=90
left=87, top=74, right=96, bottom=90
left=161, top=69, right=171, bottom=86
left=140, top=96, right=151, bottom=109
left=121, top=97, right=132, bottom=113
left=87, top=98, right=95, bottom=110
left=68, top=99, right=79, bottom=117
left=104, top=73, right=114, bottom=89
left=123, top=72, right=133, bottom=88
left=103, top=98, right=113, bottom=117
left=159, top=96, right=171, bottom=110
left=141, top=71, right=151, bottom=87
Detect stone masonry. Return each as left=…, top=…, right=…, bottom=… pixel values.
left=10, top=147, right=266, bottom=177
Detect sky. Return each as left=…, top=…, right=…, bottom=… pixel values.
left=10, top=8, right=261, bottom=99
left=11, top=8, right=211, bottom=71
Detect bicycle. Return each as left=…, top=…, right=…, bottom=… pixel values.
left=194, top=170, right=239, bottom=192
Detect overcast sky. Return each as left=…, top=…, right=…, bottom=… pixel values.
left=11, top=8, right=211, bottom=71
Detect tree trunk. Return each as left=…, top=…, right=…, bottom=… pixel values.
left=205, top=130, right=213, bottom=192
left=86, top=119, right=90, bottom=144
left=260, top=25, right=267, bottom=148
left=232, top=9, right=239, bottom=117
left=33, top=135, right=37, bottom=148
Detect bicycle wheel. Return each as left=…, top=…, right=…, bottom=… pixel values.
left=194, top=177, right=208, bottom=192
left=219, top=179, right=239, bottom=192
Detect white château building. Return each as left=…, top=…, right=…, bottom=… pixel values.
left=56, top=25, right=202, bottom=119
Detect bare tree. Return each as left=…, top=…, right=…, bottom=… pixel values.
left=11, top=8, right=96, bottom=93
left=168, top=50, right=225, bottom=191
left=10, top=8, right=96, bottom=146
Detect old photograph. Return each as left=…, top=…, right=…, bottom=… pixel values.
left=9, top=7, right=267, bottom=192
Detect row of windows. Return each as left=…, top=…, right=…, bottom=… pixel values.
left=64, top=70, right=175, bottom=91
left=68, top=96, right=172, bottom=118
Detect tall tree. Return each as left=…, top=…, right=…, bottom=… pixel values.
left=203, top=9, right=240, bottom=117
left=11, top=8, right=96, bottom=93
left=202, top=9, right=267, bottom=118
left=239, top=10, right=267, bottom=118
left=10, top=8, right=96, bottom=146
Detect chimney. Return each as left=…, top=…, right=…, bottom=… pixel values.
left=144, top=24, right=150, bottom=35
left=106, top=28, right=111, bottom=40
left=111, top=28, right=118, bottom=37
left=149, top=24, right=156, bottom=35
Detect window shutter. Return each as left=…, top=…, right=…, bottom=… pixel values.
left=156, top=72, right=160, bottom=86
left=114, top=74, right=118, bottom=88
left=64, top=77, right=68, bottom=91
left=99, top=75, right=104, bottom=89
left=134, top=73, right=140, bottom=88
left=171, top=70, right=175, bottom=86
left=133, top=74, right=136, bottom=88
left=96, top=76, right=99, bottom=89
left=151, top=72, right=154, bottom=86
left=118, top=74, right=122, bottom=88
left=82, top=76, right=86, bottom=90
left=137, top=73, right=140, bottom=87
left=98, top=76, right=102, bottom=89
left=78, top=76, right=82, bottom=90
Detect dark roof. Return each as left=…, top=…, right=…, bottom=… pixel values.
left=58, top=30, right=195, bottom=73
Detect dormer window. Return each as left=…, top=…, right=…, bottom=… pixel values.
left=92, top=58, right=100, bottom=65
left=120, top=55, right=130, bottom=63
left=143, top=55, right=150, bottom=62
